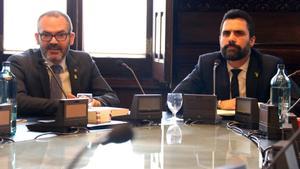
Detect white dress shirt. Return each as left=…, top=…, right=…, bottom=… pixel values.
left=227, top=57, right=250, bottom=98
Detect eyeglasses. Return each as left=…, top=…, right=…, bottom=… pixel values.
left=39, top=32, right=70, bottom=42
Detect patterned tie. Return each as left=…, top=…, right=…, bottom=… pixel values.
left=50, top=64, right=63, bottom=99
left=230, top=69, right=242, bottom=98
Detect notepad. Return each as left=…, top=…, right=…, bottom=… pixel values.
left=88, top=107, right=129, bottom=124
left=217, top=109, right=235, bottom=116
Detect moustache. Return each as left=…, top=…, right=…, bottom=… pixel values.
left=223, top=44, right=241, bottom=50
left=46, top=44, right=62, bottom=51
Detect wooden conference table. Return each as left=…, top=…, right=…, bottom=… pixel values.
left=0, top=119, right=261, bottom=169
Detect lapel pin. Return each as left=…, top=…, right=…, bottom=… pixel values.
left=254, top=72, right=259, bottom=78
left=74, top=69, right=78, bottom=79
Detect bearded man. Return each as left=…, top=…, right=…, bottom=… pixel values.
left=173, top=9, right=299, bottom=111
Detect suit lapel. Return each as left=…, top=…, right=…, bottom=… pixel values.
left=66, top=52, right=81, bottom=94
left=246, top=52, right=261, bottom=98
left=35, top=51, right=50, bottom=98
left=216, top=59, right=231, bottom=99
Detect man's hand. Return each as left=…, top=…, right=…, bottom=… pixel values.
left=67, top=93, right=101, bottom=107
left=91, top=99, right=101, bottom=107
left=218, top=98, right=236, bottom=110
left=67, top=93, right=76, bottom=99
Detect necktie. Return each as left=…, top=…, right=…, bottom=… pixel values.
left=50, top=65, right=63, bottom=99
left=230, top=69, right=242, bottom=98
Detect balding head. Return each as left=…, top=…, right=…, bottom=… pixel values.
left=37, top=10, right=73, bottom=33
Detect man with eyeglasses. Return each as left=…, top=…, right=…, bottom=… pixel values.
left=8, top=10, right=120, bottom=117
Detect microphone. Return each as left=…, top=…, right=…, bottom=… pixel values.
left=288, top=69, right=300, bottom=78
left=41, top=60, right=68, bottom=99
left=213, top=59, right=221, bottom=95
left=96, top=123, right=134, bottom=145
left=116, top=60, right=145, bottom=94
left=67, top=124, right=134, bottom=169
left=116, top=60, right=163, bottom=122
left=288, top=96, right=300, bottom=113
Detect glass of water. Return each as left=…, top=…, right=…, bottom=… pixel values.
left=77, top=93, right=93, bottom=108
left=167, top=93, right=183, bottom=123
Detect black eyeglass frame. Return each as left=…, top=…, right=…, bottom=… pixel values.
left=39, top=32, right=70, bottom=42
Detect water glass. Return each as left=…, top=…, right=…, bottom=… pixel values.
left=167, top=93, right=183, bottom=123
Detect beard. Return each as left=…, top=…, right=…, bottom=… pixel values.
left=40, top=43, right=70, bottom=64
left=221, top=42, right=250, bottom=61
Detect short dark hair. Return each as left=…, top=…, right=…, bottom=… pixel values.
left=220, top=9, right=255, bottom=37
left=37, top=10, right=73, bottom=33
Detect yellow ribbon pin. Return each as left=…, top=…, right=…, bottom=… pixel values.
left=74, top=69, right=78, bottom=79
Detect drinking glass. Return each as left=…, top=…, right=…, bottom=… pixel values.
left=167, top=93, right=183, bottom=123
left=77, top=93, right=93, bottom=108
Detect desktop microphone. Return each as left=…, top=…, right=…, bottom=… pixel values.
left=42, top=60, right=68, bottom=98
left=288, top=69, right=300, bottom=78
left=116, top=60, right=145, bottom=94
left=115, top=60, right=162, bottom=123
left=96, top=123, right=134, bottom=145
left=182, top=59, right=220, bottom=124
left=25, top=59, right=88, bottom=133
left=213, top=59, right=221, bottom=95
left=67, top=124, right=134, bottom=169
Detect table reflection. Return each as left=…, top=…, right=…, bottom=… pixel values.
left=166, top=124, right=182, bottom=144
left=0, top=124, right=260, bottom=169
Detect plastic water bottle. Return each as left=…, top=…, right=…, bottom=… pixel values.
left=0, top=61, right=17, bottom=135
left=270, top=64, right=291, bottom=127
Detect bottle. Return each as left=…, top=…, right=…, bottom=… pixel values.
left=270, top=64, right=291, bottom=127
left=0, top=61, right=17, bottom=136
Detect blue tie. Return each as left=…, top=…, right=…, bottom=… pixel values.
left=50, top=65, right=63, bottom=99
left=231, top=69, right=241, bottom=98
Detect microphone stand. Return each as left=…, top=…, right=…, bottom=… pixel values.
left=66, top=124, right=133, bottom=169
left=121, top=63, right=145, bottom=94
left=213, top=59, right=220, bottom=96
left=43, top=61, right=68, bottom=98
left=288, top=96, right=300, bottom=113
left=287, top=69, right=300, bottom=78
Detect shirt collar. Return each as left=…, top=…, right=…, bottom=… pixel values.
left=227, top=55, right=250, bottom=73
left=43, top=55, right=67, bottom=72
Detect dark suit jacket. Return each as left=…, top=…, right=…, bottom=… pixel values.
left=8, top=49, right=120, bottom=117
left=173, top=48, right=299, bottom=104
